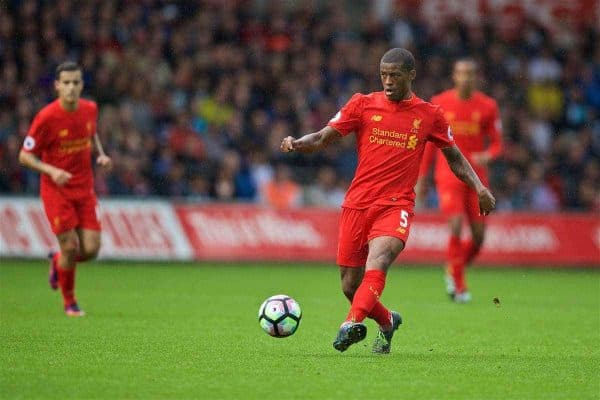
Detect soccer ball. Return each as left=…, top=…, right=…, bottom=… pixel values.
left=258, top=295, right=302, bottom=338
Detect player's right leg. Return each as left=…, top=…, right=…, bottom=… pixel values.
left=334, top=208, right=369, bottom=351
left=339, top=266, right=363, bottom=302
left=446, top=214, right=464, bottom=298
left=55, top=230, right=85, bottom=316
left=464, top=190, right=486, bottom=266
left=42, top=194, right=85, bottom=316
left=439, top=183, right=469, bottom=300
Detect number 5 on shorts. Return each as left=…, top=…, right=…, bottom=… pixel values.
left=399, top=210, right=409, bottom=228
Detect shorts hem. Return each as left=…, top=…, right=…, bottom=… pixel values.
left=367, top=232, right=408, bottom=246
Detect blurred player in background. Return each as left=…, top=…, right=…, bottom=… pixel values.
left=19, top=62, right=112, bottom=317
left=281, top=49, right=496, bottom=353
left=419, top=59, right=503, bottom=303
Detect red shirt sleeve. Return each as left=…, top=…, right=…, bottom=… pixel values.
left=427, top=106, right=455, bottom=149
left=327, top=93, right=364, bottom=136
left=484, top=101, right=503, bottom=159
left=22, top=111, right=50, bottom=156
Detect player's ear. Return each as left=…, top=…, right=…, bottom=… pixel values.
left=409, top=69, right=416, bottom=81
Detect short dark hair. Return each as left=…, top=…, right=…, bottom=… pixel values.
left=55, top=61, right=81, bottom=80
left=380, top=48, right=415, bottom=72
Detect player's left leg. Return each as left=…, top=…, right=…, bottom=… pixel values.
left=74, top=193, right=102, bottom=262
left=77, top=228, right=101, bottom=262
left=340, top=265, right=400, bottom=339
left=334, top=206, right=407, bottom=352
left=347, top=236, right=404, bottom=354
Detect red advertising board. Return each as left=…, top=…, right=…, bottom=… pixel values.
left=1, top=198, right=598, bottom=266
left=0, top=198, right=193, bottom=260
left=175, top=204, right=599, bottom=266
left=407, top=212, right=600, bottom=266
left=175, top=204, right=339, bottom=262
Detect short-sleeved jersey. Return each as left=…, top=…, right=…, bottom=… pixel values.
left=328, top=91, right=455, bottom=209
left=22, top=99, right=98, bottom=198
left=420, top=89, right=502, bottom=185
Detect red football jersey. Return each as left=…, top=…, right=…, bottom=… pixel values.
left=328, top=92, right=455, bottom=209
left=420, top=89, right=502, bottom=185
left=22, top=99, right=98, bottom=198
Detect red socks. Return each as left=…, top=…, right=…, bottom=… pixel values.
left=448, top=235, right=466, bottom=293
left=368, top=301, right=392, bottom=330
left=346, top=270, right=388, bottom=324
left=55, top=252, right=77, bottom=307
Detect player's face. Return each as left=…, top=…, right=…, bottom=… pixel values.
left=55, top=70, right=83, bottom=105
left=453, top=61, right=476, bottom=92
left=380, top=63, right=415, bottom=102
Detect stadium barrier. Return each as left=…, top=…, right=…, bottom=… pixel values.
left=0, top=197, right=598, bottom=266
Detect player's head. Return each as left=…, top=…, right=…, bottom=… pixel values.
left=453, top=58, right=477, bottom=95
left=54, top=61, right=83, bottom=106
left=380, top=48, right=416, bottom=102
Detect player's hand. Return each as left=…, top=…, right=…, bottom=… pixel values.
left=477, top=187, right=496, bottom=216
left=50, top=168, right=73, bottom=186
left=280, top=136, right=296, bottom=153
left=96, top=154, right=113, bottom=171
left=471, top=152, right=490, bottom=166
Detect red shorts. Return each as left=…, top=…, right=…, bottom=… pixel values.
left=437, top=181, right=483, bottom=222
left=42, top=191, right=101, bottom=235
left=336, top=204, right=414, bottom=267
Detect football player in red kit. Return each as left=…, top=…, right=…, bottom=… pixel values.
left=419, top=59, right=503, bottom=303
left=19, top=62, right=112, bottom=316
left=281, top=49, right=496, bottom=353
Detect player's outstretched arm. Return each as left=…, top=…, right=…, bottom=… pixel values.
left=280, top=126, right=342, bottom=154
left=18, top=150, right=72, bottom=186
left=441, top=144, right=496, bottom=215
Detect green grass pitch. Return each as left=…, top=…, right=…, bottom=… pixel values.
left=1, top=260, right=598, bottom=399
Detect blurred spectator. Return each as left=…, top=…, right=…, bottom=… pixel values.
left=304, top=166, right=345, bottom=207
left=496, top=167, right=528, bottom=211
left=526, top=163, right=560, bottom=212
left=259, top=164, right=302, bottom=209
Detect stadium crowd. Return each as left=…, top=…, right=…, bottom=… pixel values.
left=1, top=0, right=598, bottom=211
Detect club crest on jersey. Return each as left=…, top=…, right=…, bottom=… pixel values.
left=411, top=119, right=421, bottom=134
left=59, top=129, right=69, bottom=137
left=371, top=115, right=383, bottom=121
